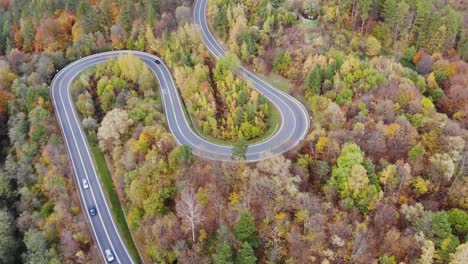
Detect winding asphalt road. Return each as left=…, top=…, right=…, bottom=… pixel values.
left=51, top=53, right=136, bottom=264
left=50, top=0, right=309, bottom=263
left=194, top=0, right=310, bottom=160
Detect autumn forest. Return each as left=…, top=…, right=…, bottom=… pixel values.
left=0, top=0, right=467, bottom=263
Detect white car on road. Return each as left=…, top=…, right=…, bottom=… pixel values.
left=105, top=249, right=115, bottom=263
left=82, top=178, right=89, bottom=189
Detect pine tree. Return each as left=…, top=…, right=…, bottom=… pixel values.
left=0, top=13, right=11, bottom=54
left=432, top=211, right=452, bottom=240
left=305, top=66, right=322, bottom=95
left=458, top=32, right=468, bottom=61
left=234, top=211, right=259, bottom=248
left=232, top=137, right=248, bottom=160
left=215, top=6, right=229, bottom=34
left=394, top=0, right=409, bottom=38
left=5, top=37, right=13, bottom=53
left=21, top=19, right=35, bottom=52
left=135, top=32, right=146, bottom=51
left=382, top=0, right=398, bottom=28
left=120, top=0, right=135, bottom=33
left=136, top=0, right=146, bottom=19
left=414, top=0, right=431, bottom=48
left=443, top=8, right=463, bottom=47
left=213, top=241, right=233, bottom=264
left=273, top=50, right=291, bottom=75
left=77, top=2, right=98, bottom=34
left=236, top=242, right=257, bottom=264
left=145, top=0, right=157, bottom=25
left=99, top=0, right=112, bottom=31
left=240, top=41, right=250, bottom=63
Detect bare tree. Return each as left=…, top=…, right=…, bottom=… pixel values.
left=176, top=188, right=203, bottom=243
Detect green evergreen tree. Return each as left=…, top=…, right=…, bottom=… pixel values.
left=232, top=137, right=248, bottom=160
left=443, top=8, right=463, bottom=47
left=214, top=5, right=229, bottom=35
left=234, top=211, right=258, bottom=248
left=120, top=0, right=135, bottom=33
left=135, top=32, right=146, bottom=51
left=394, top=0, right=409, bottom=38
left=363, top=158, right=380, bottom=188
left=98, top=0, right=112, bottom=31
left=145, top=0, right=157, bottom=25
left=458, top=33, right=468, bottom=61
left=0, top=13, right=12, bottom=54
left=414, top=0, right=431, bottom=48
left=136, top=0, right=145, bottom=19
left=77, top=2, right=99, bottom=34
left=5, top=37, right=13, bottom=53
left=213, top=241, right=233, bottom=264
left=432, top=211, right=452, bottom=240
left=305, top=66, right=322, bottom=95
left=273, top=50, right=291, bottom=75
left=382, top=0, right=398, bottom=28
left=21, top=19, right=35, bottom=52
left=236, top=242, right=257, bottom=264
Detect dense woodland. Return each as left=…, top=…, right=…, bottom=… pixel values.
left=160, top=26, right=273, bottom=141
left=0, top=0, right=467, bottom=263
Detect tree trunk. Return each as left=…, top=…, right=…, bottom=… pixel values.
left=394, top=21, right=400, bottom=40
left=351, top=0, right=357, bottom=28
left=191, top=220, right=195, bottom=243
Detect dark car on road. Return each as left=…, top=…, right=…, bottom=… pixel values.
left=155, top=59, right=161, bottom=64
left=89, top=206, right=97, bottom=216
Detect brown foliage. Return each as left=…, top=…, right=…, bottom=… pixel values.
left=154, top=13, right=177, bottom=38
left=59, top=230, right=80, bottom=261
left=0, top=90, right=13, bottom=113
left=413, top=49, right=425, bottom=64
left=7, top=49, right=28, bottom=73
left=143, top=214, right=182, bottom=253
left=385, top=118, right=418, bottom=162
left=371, top=201, right=399, bottom=232
left=12, top=24, right=23, bottom=50
left=416, top=54, right=434, bottom=74
left=438, top=61, right=468, bottom=127
left=34, top=12, right=75, bottom=51
left=286, top=226, right=315, bottom=263
left=0, top=0, right=10, bottom=8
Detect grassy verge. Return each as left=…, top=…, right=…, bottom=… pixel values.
left=298, top=19, right=318, bottom=30
left=88, top=139, right=141, bottom=264
left=261, top=72, right=290, bottom=92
